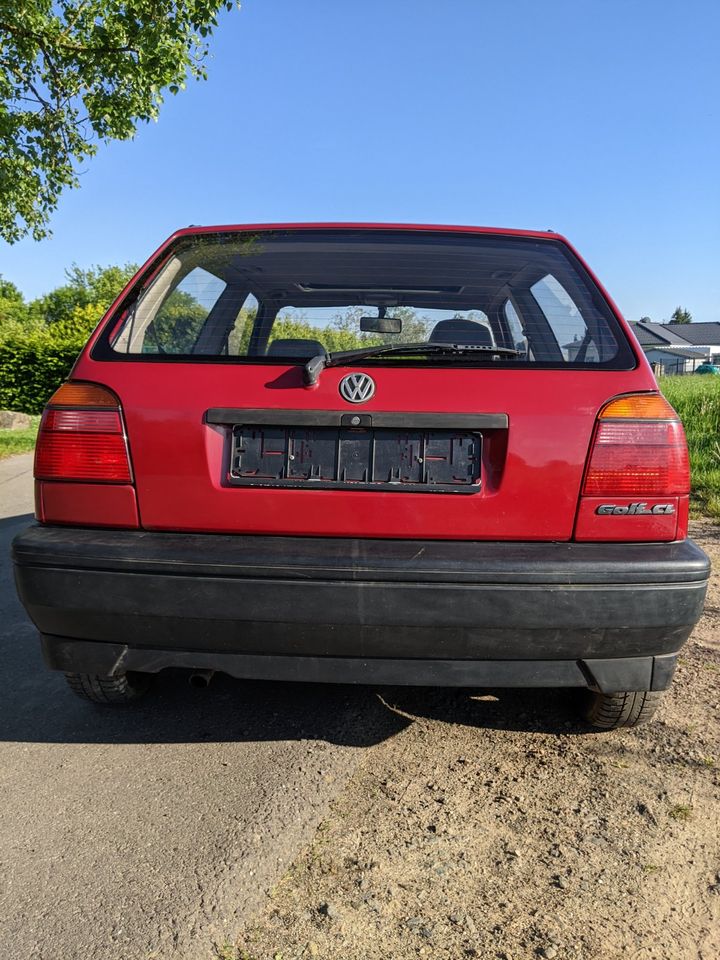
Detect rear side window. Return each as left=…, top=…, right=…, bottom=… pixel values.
left=142, top=267, right=226, bottom=354
left=100, top=230, right=633, bottom=369
left=529, top=274, right=609, bottom=362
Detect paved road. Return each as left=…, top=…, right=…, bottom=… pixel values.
left=0, top=455, right=406, bottom=959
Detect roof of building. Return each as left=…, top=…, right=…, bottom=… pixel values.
left=662, top=322, right=720, bottom=345
left=628, top=321, right=694, bottom=348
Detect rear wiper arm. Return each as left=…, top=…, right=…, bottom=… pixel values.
left=303, top=342, right=518, bottom=386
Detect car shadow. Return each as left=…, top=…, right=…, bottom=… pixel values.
left=0, top=669, right=592, bottom=746
left=375, top=685, right=592, bottom=735
left=0, top=663, right=414, bottom=747
left=0, top=512, right=34, bottom=533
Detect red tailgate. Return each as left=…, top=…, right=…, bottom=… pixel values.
left=70, top=356, right=653, bottom=540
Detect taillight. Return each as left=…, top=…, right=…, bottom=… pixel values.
left=582, top=393, right=690, bottom=497
left=35, top=382, right=133, bottom=483
left=575, top=392, right=690, bottom=542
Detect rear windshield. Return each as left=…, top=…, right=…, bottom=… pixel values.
left=98, top=229, right=634, bottom=369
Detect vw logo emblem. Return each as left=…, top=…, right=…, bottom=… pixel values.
left=339, top=372, right=376, bottom=404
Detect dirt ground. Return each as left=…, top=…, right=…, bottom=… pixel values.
left=231, top=522, right=720, bottom=960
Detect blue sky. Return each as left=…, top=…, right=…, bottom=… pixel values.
left=2, top=0, right=718, bottom=322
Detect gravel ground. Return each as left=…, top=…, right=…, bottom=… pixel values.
left=233, top=521, right=720, bottom=960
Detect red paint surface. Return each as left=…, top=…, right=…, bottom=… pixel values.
left=574, top=497, right=680, bottom=542
left=68, top=358, right=657, bottom=540
left=39, top=482, right=139, bottom=528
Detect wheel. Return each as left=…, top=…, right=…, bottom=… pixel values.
left=582, top=689, right=664, bottom=729
left=64, top=671, right=151, bottom=704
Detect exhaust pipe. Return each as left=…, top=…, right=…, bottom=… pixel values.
left=189, top=669, right=215, bottom=689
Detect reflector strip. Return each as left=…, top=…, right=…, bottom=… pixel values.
left=43, top=410, right=123, bottom=434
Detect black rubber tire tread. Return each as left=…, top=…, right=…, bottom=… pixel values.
left=64, top=671, right=150, bottom=704
left=583, top=689, right=664, bottom=730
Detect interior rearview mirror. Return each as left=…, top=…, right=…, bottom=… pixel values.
left=360, top=315, right=402, bottom=334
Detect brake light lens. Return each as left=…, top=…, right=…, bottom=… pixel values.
left=35, top=383, right=133, bottom=483
left=582, top=393, right=690, bottom=497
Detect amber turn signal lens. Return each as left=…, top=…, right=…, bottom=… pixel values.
left=598, top=393, right=679, bottom=420
left=47, top=382, right=120, bottom=408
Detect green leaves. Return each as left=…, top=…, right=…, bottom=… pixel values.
left=670, top=306, right=693, bottom=324
left=0, top=1, right=240, bottom=242
left=0, top=335, right=83, bottom=413
left=27, top=262, right=138, bottom=324
left=0, top=261, right=139, bottom=411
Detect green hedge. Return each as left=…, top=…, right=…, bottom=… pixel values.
left=0, top=337, right=83, bottom=413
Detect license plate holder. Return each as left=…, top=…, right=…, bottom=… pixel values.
left=228, top=425, right=481, bottom=493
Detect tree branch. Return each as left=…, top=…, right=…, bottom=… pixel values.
left=0, top=21, right=138, bottom=56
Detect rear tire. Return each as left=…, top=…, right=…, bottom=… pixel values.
left=583, top=689, right=664, bottom=729
left=64, top=671, right=151, bottom=704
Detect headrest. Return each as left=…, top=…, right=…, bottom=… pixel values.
left=428, top=319, right=493, bottom=346
left=267, top=338, right=326, bottom=358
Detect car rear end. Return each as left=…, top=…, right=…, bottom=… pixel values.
left=12, top=224, right=710, bottom=727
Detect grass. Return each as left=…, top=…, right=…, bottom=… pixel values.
left=668, top=803, right=693, bottom=822
left=213, top=944, right=256, bottom=960
left=660, top=375, right=720, bottom=520
left=213, top=946, right=238, bottom=960
left=0, top=415, right=39, bottom=460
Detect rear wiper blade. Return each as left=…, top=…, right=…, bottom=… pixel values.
left=303, top=342, right=518, bottom=386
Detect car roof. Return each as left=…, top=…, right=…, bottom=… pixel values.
left=167, top=222, right=568, bottom=244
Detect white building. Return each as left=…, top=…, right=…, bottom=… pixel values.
left=628, top=321, right=720, bottom=374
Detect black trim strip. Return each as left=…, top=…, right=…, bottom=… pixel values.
left=37, top=637, right=677, bottom=692
left=207, top=408, right=508, bottom=429
left=12, top=527, right=712, bottom=586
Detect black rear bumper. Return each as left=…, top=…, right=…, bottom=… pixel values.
left=12, top=525, right=710, bottom=693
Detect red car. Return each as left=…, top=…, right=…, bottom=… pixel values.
left=12, top=224, right=710, bottom=729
